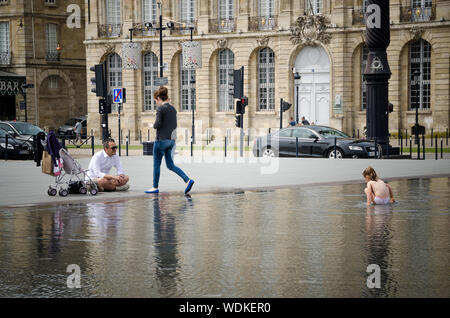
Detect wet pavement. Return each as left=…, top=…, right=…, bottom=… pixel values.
left=0, top=177, right=449, bottom=297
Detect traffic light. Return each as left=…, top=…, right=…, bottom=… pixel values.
left=233, top=66, right=244, bottom=99
left=90, top=62, right=107, bottom=97
left=282, top=100, right=292, bottom=112
left=235, top=114, right=242, bottom=128
left=241, top=96, right=248, bottom=106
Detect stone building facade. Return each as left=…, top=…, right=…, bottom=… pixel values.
left=0, top=0, right=86, bottom=130
left=84, top=0, right=450, bottom=142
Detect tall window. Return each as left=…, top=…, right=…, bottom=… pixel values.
left=180, top=56, right=196, bottom=112
left=143, top=52, right=158, bottom=111
left=106, top=0, right=121, bottom=36
left=305, top=0, right=322, bottom=14
left=361, top=45, right=369, bottom=110
left=258, top=48, right=275, bottom=111
left=108, top=53, right=122, bottom=112
left=409, top=39, right=431, bottom=110
left=142, top=0, right=157, bottom=35
left=45, top=24, right=58, bottom=61
left=0, top=22, right=10, bottom=58
left=411, top=0, right=432, bottom=21
left=181, top=0, right=196, bottom=26
left=218, top=0, right=234, bottom=32
left=218, top=49, right=234, bottom=112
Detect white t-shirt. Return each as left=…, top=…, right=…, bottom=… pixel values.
left=86, top=150, right=125, bottom=179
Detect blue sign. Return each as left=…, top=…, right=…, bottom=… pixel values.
left=113, top=88, right=123, bottom=104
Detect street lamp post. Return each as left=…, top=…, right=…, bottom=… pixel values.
left=413, top=70, right=420, bottom=145
left=294, top=71, right=301, bottom=124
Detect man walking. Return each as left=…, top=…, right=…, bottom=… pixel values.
left=145, top=87, right=194, bottom=194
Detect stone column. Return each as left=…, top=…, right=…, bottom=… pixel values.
left=197, top=0, right=210, bottom=34
left=236, top=0, right=250, bottom=32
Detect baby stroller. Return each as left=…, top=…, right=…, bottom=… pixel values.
left=46, top=146, right=98, bottom=197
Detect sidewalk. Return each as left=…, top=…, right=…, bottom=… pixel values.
left=0, top=155, right=449, bottom=208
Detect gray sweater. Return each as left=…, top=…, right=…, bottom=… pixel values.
left=153, top=103, right=177, bottom=141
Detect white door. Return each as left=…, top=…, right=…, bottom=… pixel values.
left=294, top=46, right=330, bottom=125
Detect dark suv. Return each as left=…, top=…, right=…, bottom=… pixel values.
left=57, top=116, right=87, bottom=139
left=253, top=126, right=381, bottom=158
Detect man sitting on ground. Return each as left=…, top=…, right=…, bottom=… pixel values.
left=86, top=138, right=129, bottom=192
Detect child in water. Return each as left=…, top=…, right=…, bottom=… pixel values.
left=362, top=166, right=395, bottom=205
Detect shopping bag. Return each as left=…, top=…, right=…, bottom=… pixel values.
left=41, top=151, right=54, bottom=176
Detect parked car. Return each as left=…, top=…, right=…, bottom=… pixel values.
left=0, top=128, right=34, bottom=159
left=57, top=116, right=87, bottom=139
left=0, top=121, right=45, bottom=143
left=253, top=125, right=381, bottom=158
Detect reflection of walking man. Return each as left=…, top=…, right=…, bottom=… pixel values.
left=145, top=87, right=194, bottom=194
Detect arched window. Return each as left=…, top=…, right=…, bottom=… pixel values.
left=108, top=53, right=122, bottom=112
left=180, top=56, right=196, bottom=112
left=409, top=39, right=431, bottom=110
left=218, top=49, right=234, bottom=112
left=361, top=45, right=369, bottom=110
left=258, top=47, right=275, bottom=111
left=143, top=52, right=158, bottom=111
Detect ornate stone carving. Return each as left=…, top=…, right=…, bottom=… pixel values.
left=142, top=41, right=152, bottom=52
left=217, top=39, right=227, bottom=49
left=104, top=43, right=115, bottom=55
left=410, top=26, right=424, bottom=41
left=257, top=36, right=270, bottom=47
left=290, top=14, right=331, bottom=46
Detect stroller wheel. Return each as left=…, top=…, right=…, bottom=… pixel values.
left=90, top=188, right=98, bottom=196
left=48, top=188, right=57, bottom=196
left=79, top=187, right=87, bottom=195
left=59, top=189, right=68, bottom=197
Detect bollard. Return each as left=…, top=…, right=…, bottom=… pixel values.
left=405, top=129, right=408, bottom=147
left=224, top=136, right=227, bottom=157
left=148, top=129, right=150, bottom=141
left=410, top=136, right=412, bottom=157
left=441, top=137, right=443, bottom=159
left=139, top=130, right=142, bottom=144
left=5, top=133, right=8, bottom=160
left=400, top=133, right=403, bottom=155
left=357, top=129, right=360, bottom=139
left=435, top=135, right=438, bottom=160
left=190, top=139, right=193, bottom=157
left=417, top=135, right=421, bottom=160
left=431, top=128, right=433, bottom=147
left=398, top=128, right=401, bottom=146
left=447, top=128, right=449, bottom=146
left=256, top=138, right=260, bottom=157
left=422, top=134, right=425, bottom=160
left=296, top=137, right=299, bottom=158
left=62, top=136, right=66, bottom=150
left=91, top=134, right=95, bottom=156
left=334, top=137, right=337, bottom=159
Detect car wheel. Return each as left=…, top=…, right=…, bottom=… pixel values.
left=59, top=189, right=68, bottom=197
left=48, top=188, right=57, bottom=196
left=328, top=148, right=344, bottom=159
left=262, top=147, right=277, bottom=157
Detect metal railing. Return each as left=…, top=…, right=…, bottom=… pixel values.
left=170, top=23, right=197, bottom=36
left=209, top=18, right=236, bottom=33
left=400, top=6, right=435, bottom=22
left=98, top=23, right=122, bottom=38
left=132, top=22, right=157, bottom=36
left=46, top=51, right=60, bottom=62
left=249, top=15, right=278, bottom=31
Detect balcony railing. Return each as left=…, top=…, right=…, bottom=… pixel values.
left=170, top=22, right=197, bottom=36
left=249, top=16, right=278, bottom=31
left=209, top=18, right=236, bottom=33
left=131, top=22, right=157, bottom=36
left=400, top=6, right=435, bottom=22
left=352, top=8, right=367, bottom=25
left=46, top=51, right=60, bottom=62
left=98, top=23, right=122, bottom=38
left=0, top=51, right=11, bottom=65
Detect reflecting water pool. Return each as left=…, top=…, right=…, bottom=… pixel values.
left=0, top=178, right=449, bottom=298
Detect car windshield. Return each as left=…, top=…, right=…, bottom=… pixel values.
left=9, top=122, right=44, bottom=135
left=316, top=128, right=349, bottom=138
left=64, top=118, right=78, bottom=126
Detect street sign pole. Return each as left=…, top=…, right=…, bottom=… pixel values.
left=118, top=103, right=121, bottom=156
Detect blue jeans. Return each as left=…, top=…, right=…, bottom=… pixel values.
left=153, top=139, right=189, bottom=188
